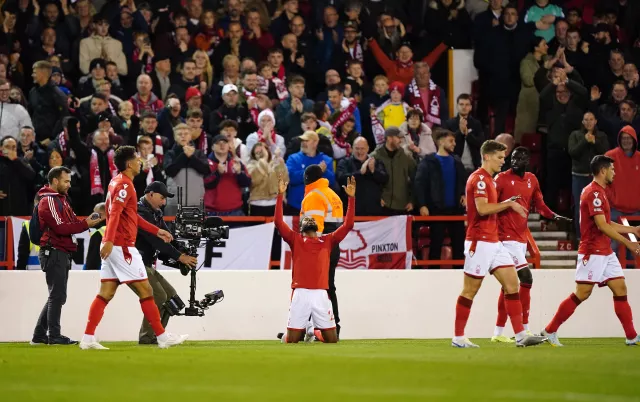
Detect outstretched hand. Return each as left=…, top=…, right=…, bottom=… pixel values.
left=554, top=214, right=573, bottom=223
left=343, top=176, right=356, bottom=197
left=278, top=174, right=288, bottom=194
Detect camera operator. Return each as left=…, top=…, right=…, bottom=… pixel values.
left=32, top=167, right=104, bottom=346
left=135, top=181, right=198, bottom=345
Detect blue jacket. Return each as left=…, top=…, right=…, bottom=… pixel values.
left=285, top=151, right=335, bottom=210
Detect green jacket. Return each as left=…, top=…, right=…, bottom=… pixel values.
left=568, top=129, right=609, bottom=174
left=370, top=145, right=417, bottom=211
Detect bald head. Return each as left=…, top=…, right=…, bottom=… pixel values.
left=137, top=74, right=152, bottom=96
left=353, top=136, right=369, bottom=161
left=495, top=133, right=515, bottom=155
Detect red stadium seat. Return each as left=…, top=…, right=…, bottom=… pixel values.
left=441, top=246, right=453, bottom=269
left=418, top=226, right=430, bottom=238
left=521, top=133, right=542, bottom=152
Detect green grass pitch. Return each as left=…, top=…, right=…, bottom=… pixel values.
left=0, top=339, right=638, bottom=402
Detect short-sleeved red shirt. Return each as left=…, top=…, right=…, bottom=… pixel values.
left=465, top=168, right=499, bottom=242
left=578, top=181, right=612, bottom=256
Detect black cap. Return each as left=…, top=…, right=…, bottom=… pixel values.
left=212, top=134, right=228, bottom=144
left=145, top=181, right=175, bottom=198
left=385, top=126, right=401, bottom=137
left=304, top=165, right=323, bottom=185
left=90, top=58, right=106, bottom=71
left=97, top=112, right=111, bottom=123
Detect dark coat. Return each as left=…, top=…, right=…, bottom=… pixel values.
left=0, top=155, right=36, bottom=216
left=136, top=197, right=182, bottom=267
left=336, top=155, right=389, bottom=216
left=28, top=82, right=70, bottom=143
left=442, top=115, right=484, bottom=169
left=539, top=80, right=589, bottom=151
left=414, top=153, right=467, bottom=213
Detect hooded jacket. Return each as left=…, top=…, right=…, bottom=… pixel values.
left=605, top=126, right=640, bottom=213
left=36, top=186, right=88, bottom=253
left=163, top=143, right=211, bottom=215
left=0, top=103, right=33, bottom=140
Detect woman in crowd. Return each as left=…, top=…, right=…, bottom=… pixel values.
left=246, top=142, right=288, bottom=216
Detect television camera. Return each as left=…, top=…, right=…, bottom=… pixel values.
left=161, top=187, right=229, bottom=317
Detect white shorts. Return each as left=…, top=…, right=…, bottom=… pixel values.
left=502, top=241, right=529, bottom=271
left=575, top=253, right=625, bottom=287
left=100, top=246, right=148, bottom=284
left=287, top=288, right=335, bottom=331
left=463, top=240, right=514, bottom=278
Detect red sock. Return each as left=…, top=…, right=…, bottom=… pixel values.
left=520, top=283, right=532, bottom=325
left=613, top=296, right=638, bottom=340
left=505, top=293, right=525, bottom=334
left=84, top=295, right=108, bottom=335
left=455, top=296, right=473, bottom=337
left=140, top=297, right=165, bottom=336
left=313, top=329, right=326, bottom=343
left=496, top=289, right=508, bottom=327
left=545, top=293, right=581, bottom=333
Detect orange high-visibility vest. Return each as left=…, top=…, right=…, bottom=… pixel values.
left=301, top=178, right=344, bottom=234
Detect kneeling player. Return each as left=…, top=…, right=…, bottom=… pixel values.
left=274, top=175, right=355, bottom=343
left=492, top=147, right=571, bottom=342
left=542, top=156, right=640, bottom=346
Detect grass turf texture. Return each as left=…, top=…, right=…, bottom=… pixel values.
left=0, top=339, right=638, bottom=402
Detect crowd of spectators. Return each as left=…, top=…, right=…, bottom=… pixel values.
left=1, top=0, right=640, bottom=265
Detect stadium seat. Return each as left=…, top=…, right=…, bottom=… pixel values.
left=441, top=246, right=453, bottom=269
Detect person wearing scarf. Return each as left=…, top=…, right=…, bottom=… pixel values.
left=327, top=84, right=362, bottom=133
left=399, top=109, right=437, bottom=160
left=186, top=108, right=212, bottom=156
left=406, top=62, right=450, bottom=128
left=341, top=21, right=365, bottom=70
left=368, top=38, right=448, bottom=85
left=330, top=116, right=360, bottom=160
left=246, top=109, right=287, bottom=158
left=89, top=130, right=118, bottom=206
left=133, top=136, right=166, bottom=199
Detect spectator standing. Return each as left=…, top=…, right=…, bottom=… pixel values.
left=514, top=37, right=549, bottom=142
left=130, top=74, right=164, bottom=116
left=524, top=0, right=564, bottom=42
left=270, top=0, right=299, bottom=41
left=88, top=129, right=118, bottom=206
left=425, top=0, right=473, bottom=50
left=28, top=61, right=69, bottom=146
left=220, top=119, right=249, bottom=165
left=275, top=75, right=314, bottom=143
left=246, top=109, right=287, bottom=158
left=134, top=136, right=166, bottom=201
left=167, top=59, right=199, bottom=103
left=414, top=128, right=467, bottom=269
left=327, top=84, right=362, bottom=134
left=150, top=53, right=173, bottom=102
left=605, top=126, right=640, bottom=227
left=164, top=124, right=211, bottom=215
left=204, top=135, right=251, bottom=216
left=0, top=136, right=36, bottom=216
left=399, top=109, right=436, bottom=160
left=369, top=39, right=447, bottom=86
left=209, top=84, right=256, bottom=140
left=30, top=167, right=103, bottom=346
left=336, top=137, right=388, bottom=216
left=370, top=127, right=417, bottom=216
left=247, top=142, right=288, bottom=216
left=540, top=69, right=588, bottom=211
left=157, top=97, right=185, bottom=142
left=442, top=94, right=484, bottom=173
left=79, top=14, right=127, bottom=76
left=286, top=131, right=335, bottom=214
left=568, top=112, right=609, bottom=237
left=404, top=62, right=449, bottom=129
left=0, top=79, right=32, bottom=139
left=212, top=22, right=259, bottom=74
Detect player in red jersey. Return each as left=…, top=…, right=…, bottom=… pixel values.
left=452, top=140, right=546, bottom=348
left=491, top=147, right=572, bottom=342
left=542, top=155, right=640, bottom=346
left=274, top=175, right=355, bottom=344
left=79, top=146, right=188, bottom=350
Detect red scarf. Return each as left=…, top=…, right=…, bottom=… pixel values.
left=333, top=129, right=352, bottom=156
left=90, top=149, right=117, bottom=196
left=58, top=132, right=68, bottom=158
left=153, top=135, right=164, bottom=165
left=407, top=79, right=441, bottom=128
left=273, top=64, right=286, bottom=80
left=195, top=131, right=208, bottom=154
left=371, top=114, right=385, bottom=145
left=345, top=41, right=364, bottom=69
left=257, top=129, right=277, bottom=144
left=132, top=48, right=153, bottom=74
left=243, top=88, right=260, bottom=124
left=331, top=98, right=358, bottom=136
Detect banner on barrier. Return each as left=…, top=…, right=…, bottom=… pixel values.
left=280, top=215, right=412, bottom=270
left=11, top=217, right=274, bottom=270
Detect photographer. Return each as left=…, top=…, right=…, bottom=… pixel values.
left=135, top=181, right=197, bottom=345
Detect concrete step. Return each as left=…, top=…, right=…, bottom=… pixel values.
left=528, top=213, right=540, bottom=221
left=540, top=250, right=579, bottom=260
left=541, top=259, right=576, bottom=268
left=528, top=221, right=543, bottom=231
left=532, top=231, right=567, bottom=240
left=536, top=240, right=560, bottom=250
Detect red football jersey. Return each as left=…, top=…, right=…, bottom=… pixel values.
left=103, top=173, right=159, bottom=247
left=496, top=170, right=555, bottom=243
left=578, top=181, right=612, bottom=256
left=465, top=167, right=499, bottom=242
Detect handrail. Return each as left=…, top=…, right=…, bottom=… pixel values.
left=0, top=214, right=541, bottom=270
left=618, top=216, right=640, bottom=269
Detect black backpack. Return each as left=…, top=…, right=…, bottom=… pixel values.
left=29, top=195, right=63, bottom=246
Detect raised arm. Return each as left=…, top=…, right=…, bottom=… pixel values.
left=274, top=177, right=294, bottom=244
left=330, top=177, right=356, bottom=246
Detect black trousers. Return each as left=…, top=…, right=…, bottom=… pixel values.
left=544, top=149, right=572, bottom=213
left=33, top=248, right=72, bottom=339
left=428, top=210, right=466, bottom=269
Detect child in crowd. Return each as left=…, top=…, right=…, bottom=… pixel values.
left=331, top=115, right=360, bottom=160
left=219, top=119, right=250, bottom=165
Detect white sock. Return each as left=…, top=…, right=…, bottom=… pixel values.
left=305, top=320, right=314, bottom=336
left=494, top=326, right=505, bottom=337
left=515, top=331, right=526, bottom=342
left=82, top=334, right=95, bottom=343
left=157, top=332, right=168, bottom=343
left=523, top=324, right=530, bottom=331
left=453, top=336, right=465, bottom=343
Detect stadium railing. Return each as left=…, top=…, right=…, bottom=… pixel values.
left=0, top=215, right=542, bottom=269
left=618, top=216, right=640, bottom=268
